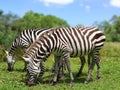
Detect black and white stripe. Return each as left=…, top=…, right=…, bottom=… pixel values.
left=54, top=26, right=103, bottom=77
left=53, top=26, right=101, bottom=75
left=75, top=26, right=105, bottom=83
left=5, top=28, right=51, bottom=71
left=22, top=26, right=105, bottom=86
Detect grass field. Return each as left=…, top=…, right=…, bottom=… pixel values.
left=0, top=42, right=120, bottom=90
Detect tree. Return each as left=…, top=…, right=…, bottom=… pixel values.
left=0, top=10, right=70, bottom=46
left=0, top=11, right=19, bottom=33
left=96, top=15, right=120, bottom=42
left=19, top=11, right=44, bottom=29
left=40, top=15, right=69, bottom=28
left=12, top=11, right=70, bottom=31
left=0, top=10, right=4, bottom=30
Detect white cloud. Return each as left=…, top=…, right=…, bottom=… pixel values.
left=79, top=3, right=91, bottom=12
left=39, top=0, right=74, bottom=6
left=85, top=5, right=91, bottom=12
left=103, top=3, right=109, bottom=8
left=110, top=0, right=120, bottom=8
left=80, top=3, right=84, bottom=7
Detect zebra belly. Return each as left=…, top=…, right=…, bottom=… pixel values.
left=69, top=39, right=93, bottom=57
left=69, top=47, right=90, bottom=57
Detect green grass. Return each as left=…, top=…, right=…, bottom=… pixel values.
left=0, top=42, right=120, bottom=90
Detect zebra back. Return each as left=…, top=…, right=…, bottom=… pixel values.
left=8, top=28, right=51, bottom=55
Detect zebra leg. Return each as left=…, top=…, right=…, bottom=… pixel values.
left=87, top=54, right=91, bottom=73
left=51, top=62, right=57, bottom=72
left=84, top=54, right=96, bottom=84
left=51, top=56, right=61, bottom=86
left=36, top=61, right=46, bottom=83
left=51, top=56, right=65, bottom=83
left=61, top=61, right=66, bottom=81
left=65, top=60, right=74, bottom=87
left=76, top=56, right=86, bottom=77
left=95, top=54, right=101, bottom=80
left=64, top=53, right=74, bottom=88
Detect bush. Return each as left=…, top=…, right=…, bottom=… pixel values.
left=0, top=30, right=18, bottom=46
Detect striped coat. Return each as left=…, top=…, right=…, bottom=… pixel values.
left=5, top=28, right=51, bottom=71
left=23, top=27, right=105, bottom=86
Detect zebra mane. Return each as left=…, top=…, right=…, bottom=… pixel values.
left=75, top=25, right=97, bottom=29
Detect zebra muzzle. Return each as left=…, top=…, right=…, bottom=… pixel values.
left=7, top=68, right=14, bottom=71
left=7, top=64, right=14, bottom=71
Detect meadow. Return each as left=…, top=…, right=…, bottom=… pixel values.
left=0, top=42, right=120, bottom=90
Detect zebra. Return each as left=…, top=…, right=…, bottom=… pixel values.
left=22, top=26, right=106, bottom=87
left=4, top=28, right=51, bottom=71
left=4, top=26, right=90, bottom=76
left=52, top=26, right=101, bottom=77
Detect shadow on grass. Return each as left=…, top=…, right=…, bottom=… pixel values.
left=20, top=70, right=94, bottom=86
left=39, top=71, right=93, bottom=85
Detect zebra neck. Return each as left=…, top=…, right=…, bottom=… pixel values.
left=8, top=45, right=16, bottom=55
left=8, top=37, right=21, bottom=55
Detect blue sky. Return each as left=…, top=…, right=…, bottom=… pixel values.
left=0, top=0, right=120, bottom=26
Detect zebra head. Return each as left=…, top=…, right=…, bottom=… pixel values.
left=4, top=50, right=15, bottom=71
left=22, top=56, right=45, bottom=86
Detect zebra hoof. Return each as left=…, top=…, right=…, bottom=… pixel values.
left=50, top=81, right=56, bottom=86
left=69, top=82, right=73, bottom=88
left=7, top=68, right=13, bottom=72
left=26, top=81, right=36, bottom=86
left=96, top=75, right=101, bottom=80
left=84, top=80, right=89, bottom=84
left=76, top=73, right=80, bottom=77
left=76, top=72, right=82, bottom=77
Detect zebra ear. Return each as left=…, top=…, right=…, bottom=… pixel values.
left=22, top=56, right=30, bottom=63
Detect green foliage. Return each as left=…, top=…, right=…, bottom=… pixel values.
left=96, top=15, right=120, bottom=42
left=15, top=11, right=44, bottom=30
left=0, top=42, right=120, bottom=90
left=0, top=10, right=20, bottom=33
left=40, top=15, right=69, bottom=28
left=0, top=10, right=70, bottom=46
left=12, top=10, right=69, bottom=31
left=0, top=30, right=18, bottom=46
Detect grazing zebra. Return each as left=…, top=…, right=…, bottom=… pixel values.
left=52, top=26, right=101, bottom=77
left=4, top=28, right=51, bottom=71
left=5, top=26, right=90, bottom=76
left=22, top=26, right=105, bottom=87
